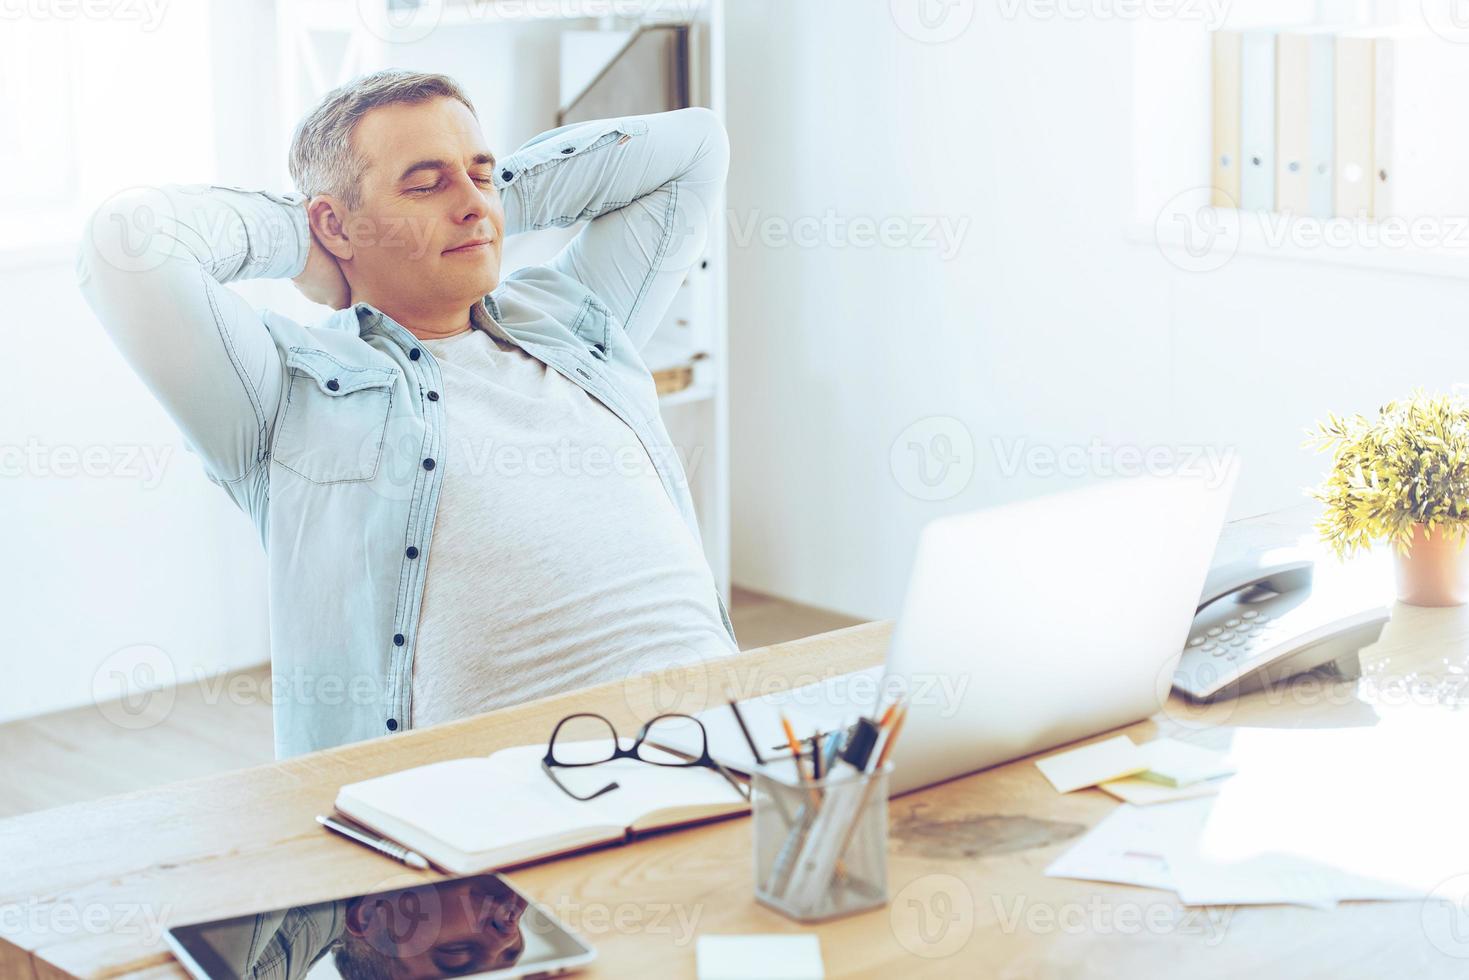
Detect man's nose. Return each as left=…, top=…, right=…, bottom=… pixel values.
left=450, top=172, right=491, bottom=222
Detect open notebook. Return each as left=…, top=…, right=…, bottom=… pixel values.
left=334, top=743, right=749, bottom=875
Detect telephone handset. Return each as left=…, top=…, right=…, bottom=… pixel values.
left=1173, top=555, right=1390, bottom=701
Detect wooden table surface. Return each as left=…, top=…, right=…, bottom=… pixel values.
left=5, top=599, right=1469, bottom=979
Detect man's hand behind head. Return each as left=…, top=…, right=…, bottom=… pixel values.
left=292, top=217, right=352, bottom=311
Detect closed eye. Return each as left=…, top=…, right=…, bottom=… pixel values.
left=408, top=176, right=496, bottom=195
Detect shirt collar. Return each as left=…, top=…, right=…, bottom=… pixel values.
left=340, top=297, right=503, bottom=340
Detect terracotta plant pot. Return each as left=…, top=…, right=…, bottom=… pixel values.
left=1394, top=523, right=1469, bottom=607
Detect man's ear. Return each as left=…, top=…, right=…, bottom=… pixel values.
left=343, top=896, right=372, bottom=937
left=305, top=194, right=354, bottom=262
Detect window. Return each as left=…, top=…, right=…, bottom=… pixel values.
left=0, top=9, right=215, bottom=257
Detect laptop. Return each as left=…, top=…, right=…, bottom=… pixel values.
left=658, top=466, right=1237, bottom=796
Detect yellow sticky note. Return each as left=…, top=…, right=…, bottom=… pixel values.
left=1035, top=735, right=1148, bottom=793
left=1099, top=776, right=1224, bottom=806
left=1135, top=738, right=1234, bottom=787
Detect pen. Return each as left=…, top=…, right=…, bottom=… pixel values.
left=829, top=704, right=910, bottom=892
left=726, top=692, right=766, bottom=766
left=317, top=813, right=430, bottom=871
left=821, top=729, right=843, bottom=777
left=810, top=733, right=823, bottom=780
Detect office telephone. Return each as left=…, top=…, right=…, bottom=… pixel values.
left=1172, top=555, right=1391, bottom=701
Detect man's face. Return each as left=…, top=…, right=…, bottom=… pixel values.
left=341, top=96, right=505, bottom=314
left=345, top=877, right=527, bottom=978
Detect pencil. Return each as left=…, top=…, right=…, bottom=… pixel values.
left=779, top=714, right=806, bottom=783
left=873, top=706, right=908, bottom=771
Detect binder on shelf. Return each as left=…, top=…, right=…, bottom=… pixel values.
left=1239, top=30, right=1278, bottom=212
left=1210, top=30, right=1242, bottom=208
left=1275, top=27, right=1335, bottom=217
left=1373, top=29, right=1397, bottom=220
left=1370, top=28, right=1469, bottom=223
left=1334, top=29, right=1376, bottom=219
left=1306, top=30, right=1336, bottom=219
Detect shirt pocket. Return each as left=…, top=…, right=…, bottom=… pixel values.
left=272, top=347, right=397, bottom=485
left=569, top=293, right=613, bottom=354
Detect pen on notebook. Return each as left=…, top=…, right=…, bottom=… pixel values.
left=725, top=692, right=766, bottom=766
left=317, top=814, right=430, bottom=871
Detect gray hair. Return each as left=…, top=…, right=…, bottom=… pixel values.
left=288, top=69, right=478, bottom=210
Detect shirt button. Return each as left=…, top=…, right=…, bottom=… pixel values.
left=427, top=390, right=439, bottom=401
left=422, top=458, right=436, bottom=470
left=393, top=633, right=405, bottom=646
left=325, top=378, right=340, bottom=391
left=409, top=348, right=421, bottom=361
left=386, top=718, right=399, bottom=732
left=502, top=169, right=514, bottom=181
left=561, top=147, right=574, bottom=154
left=406, top=546, right=419, bottom=559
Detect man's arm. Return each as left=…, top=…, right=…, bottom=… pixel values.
left=75, top=184, right=319, bottom=488
left=496, top=106, right=730, bottom=351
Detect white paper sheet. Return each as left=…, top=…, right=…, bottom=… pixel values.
left=1049, top=714, right=1469, bottom=908
left=696, top=935, right=824, bottom=980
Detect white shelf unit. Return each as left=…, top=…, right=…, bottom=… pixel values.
left=274, top=0, right=732, bottom=601
left=1130, top=1, right=1469, bottom=281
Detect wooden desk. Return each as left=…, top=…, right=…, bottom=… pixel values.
left=4, top=609, right=1468, bottom=979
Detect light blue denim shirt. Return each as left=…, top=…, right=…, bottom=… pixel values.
left=76, top=107, right=733, bottom=758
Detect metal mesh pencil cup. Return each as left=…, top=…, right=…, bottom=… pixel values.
left=751, top=762, right=890, bottom=922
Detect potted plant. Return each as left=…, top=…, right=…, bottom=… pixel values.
left=1308, top=389, right=1469, bottom=607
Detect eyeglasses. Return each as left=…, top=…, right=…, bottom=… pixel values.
left=540, top=712, right=750, bottom=803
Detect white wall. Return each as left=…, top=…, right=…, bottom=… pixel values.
left=1, top=0, right=285, bottom=725
left=724, top=1, right=1469, bottom=622
left=1, top=260, right=274, bottom=724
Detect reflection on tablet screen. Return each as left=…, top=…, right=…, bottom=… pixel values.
left=165, top=873, right=593, bottom=979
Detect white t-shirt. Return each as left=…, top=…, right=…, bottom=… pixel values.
left=409, top=324, right=735, bottom=727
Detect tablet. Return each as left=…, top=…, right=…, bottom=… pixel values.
left=164, top=872, right=595, bottom=980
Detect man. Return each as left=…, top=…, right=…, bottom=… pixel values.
left=187, top=875, right=528, bottom=978
left=77, top=70, right=736, bottom=758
